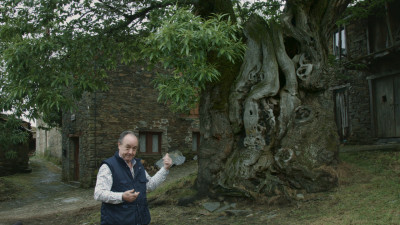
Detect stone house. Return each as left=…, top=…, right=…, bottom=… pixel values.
left=330, top=0, right=400, bottom=144
left=61, top=63, right=200, bottom=187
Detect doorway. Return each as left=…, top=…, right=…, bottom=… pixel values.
left=372, top=74, right=400, bottom=137
left=333, top=86, right=351, bottom=143
left=70, top=137, right=80, bottom=181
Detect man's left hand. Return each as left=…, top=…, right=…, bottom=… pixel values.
left=163, top=153, right=172, bottom=170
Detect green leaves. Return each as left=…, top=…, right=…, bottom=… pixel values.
left=0, top=0, right=247, bottom=120
left=0, top=115, right=30, bottom=158
left=338, top=0, right=394, bottom=25
left=0, top=32, right=110, bottom=123
left=0, top=0, right=125, bottom=124
left=235, top=0, right=283, bottom=23
left=142, top=8, right=246, bottom=112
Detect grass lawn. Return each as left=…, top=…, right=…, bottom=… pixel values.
left=279, top=150, right=400, bottom=225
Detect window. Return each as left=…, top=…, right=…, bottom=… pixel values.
left=139, top=131, right=162, bottom=154
left=333, top=26, right=347, bottom=58
left=192, top=132, right=200, bottom=151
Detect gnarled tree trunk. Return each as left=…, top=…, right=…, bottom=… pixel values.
left=197, top=0, right=351, bottom=199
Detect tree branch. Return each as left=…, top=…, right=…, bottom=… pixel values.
left=99, top=0, right=196, bottom=34
left=124, top=0, right=196, bottom=26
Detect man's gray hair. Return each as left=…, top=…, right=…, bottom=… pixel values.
left=118, top=131, right=137, bottom=144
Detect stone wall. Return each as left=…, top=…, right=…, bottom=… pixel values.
left=343, top=70, right=374, bottom=144
left=329, top=19, right=374, bottom=144
left=62, top=90, right=95, bottom=186
left=35, top=119, right=62, bottom=159
left=345, top=20, right=369, bottom=60
left=62, top=63, right=199, bottom=187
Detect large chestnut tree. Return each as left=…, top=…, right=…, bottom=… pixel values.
left=1, top=0, right=354, bottom=198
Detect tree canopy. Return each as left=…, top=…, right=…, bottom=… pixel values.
left=0, top=0, right=253, bottom=123
left=1, top=0, right=374, bottom=122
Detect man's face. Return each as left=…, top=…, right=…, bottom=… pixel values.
left=118, top=134, right=138, bottom=162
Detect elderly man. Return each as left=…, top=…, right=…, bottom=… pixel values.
left=94, top=130, right=172, bottom=225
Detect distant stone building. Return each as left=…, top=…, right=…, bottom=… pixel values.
left=330, top=1, right=400, bottom=144
left=35, top=119, right=62, bottom=159
left=62, top=63, right=200, bottom=187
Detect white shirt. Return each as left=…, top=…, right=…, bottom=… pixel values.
left=94, top=159, right=169, bottom=204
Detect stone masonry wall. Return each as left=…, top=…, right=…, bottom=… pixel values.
left=35, top=119, right=62, bottom=159
left=62, top=91, right=93, bottom=185
left=330, top=19, right=374, bottom=144
left=62, top=62, right=199, bottom=187
left=343, top=70, right=374, bottom=144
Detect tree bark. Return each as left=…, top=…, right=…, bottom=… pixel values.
left=196, top=0, right=351, bottom=200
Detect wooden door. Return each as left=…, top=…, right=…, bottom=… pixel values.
left=394, top=75, right=400, bottom=136
left=71, top=137, right=79, bottom=181
left=374, top=75, right=400, bottom=137
left=334, top=87, right=350, bottom=142
left=192, top=132, right=200, bottom=151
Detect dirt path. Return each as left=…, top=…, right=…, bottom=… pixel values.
left=0, top=157, right=197, bottom=225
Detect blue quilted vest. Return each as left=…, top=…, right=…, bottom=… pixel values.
left=100, top=151, right=150, bottom=225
